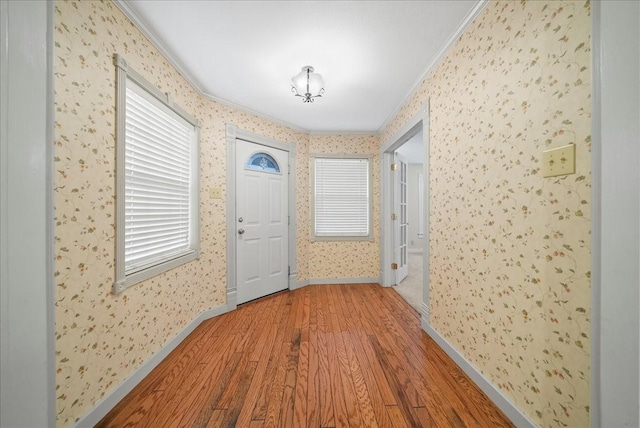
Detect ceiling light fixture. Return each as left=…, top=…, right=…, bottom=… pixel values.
left=291, top=66, right=324, bottom=103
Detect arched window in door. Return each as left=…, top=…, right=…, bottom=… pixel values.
left=245, top=152, right=280, bottom=173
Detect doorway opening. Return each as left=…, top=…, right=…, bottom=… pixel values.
left=393, top=131, right=424, bottom=312
left=380, top=100, right=429, bottom=322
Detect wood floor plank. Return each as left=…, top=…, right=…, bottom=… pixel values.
left=97, top=284, right=514, bottom=428
left=233, top=324, right=279, bottom=427
left=220, top=361, right=257, bottom=427
left=134, top=333, right=240, bottom=428
left=342, top=331, right=378, bottom=428
left=369, top=335, right=422, bottom=427
left=293, top=339, right=309, bottom=426
left=317, top=330, right=336, bottom=427
left=347, top=331, right=395, bottom=428
left=262, top=342, right=290, bottom=428
left=386, top=405, right=410, bottom=428
left=306, top=322, right=321, bottom=427
left=204, top=409, right=226, bottom=428
left=173, top=351, right=242, bottom=428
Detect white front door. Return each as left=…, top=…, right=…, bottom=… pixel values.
left=394, top=152, right=408, bottom=284
left=236, top=140, right=289, bottom=304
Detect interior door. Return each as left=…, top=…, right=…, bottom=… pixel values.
left=394, top=152, right=409, bottom=284
left=236, top=140, right=288, bottom=304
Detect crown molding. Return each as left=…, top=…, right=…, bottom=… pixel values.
left=376, top=0, right=490, bottom=134
left=309, top=130, right=379, bottom=136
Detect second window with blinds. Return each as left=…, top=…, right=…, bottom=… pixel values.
left=312, top=155, right=373, bottom=241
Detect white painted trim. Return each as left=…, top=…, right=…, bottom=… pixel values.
left=73, top=302, right=234, bottom=427
left=225, top=124, right=238, bottom=306
left=408, top=249, right=423, bottom=254
left=306, top=277, right=380, bottom=286
left=226, top=124, right=298, bottom=301
left=592, top=2, right=640, bottom=427
left=423, top=325, right=536, bottom=428
left=376, top=0, right=489, bottom=134
left=293, top=279, right=310, bottom=291
left=294, top=278, right=381, bottom=289
left=590, top=2, right=602, bottom=426
left=421, top=302, right=430, bottom=324
left=309, top=130, right=379, bottom=136
left=0, top=1, right=55, bottom=426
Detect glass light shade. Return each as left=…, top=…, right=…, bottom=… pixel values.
left=291, top=70, right=308, bottom=95
left=291, top=66, right=324, bottom=98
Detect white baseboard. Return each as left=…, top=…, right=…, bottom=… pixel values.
left=73, top=301, right=236, bottom=428
left=295, top=277, right=380, bottom=289
left=307, top=277, right=380, bottom=285
left=422, top=324, right=535, bottom=428
left=421, top=302, right=430, bottom=322
left=292, top=278, right=309, bottom=290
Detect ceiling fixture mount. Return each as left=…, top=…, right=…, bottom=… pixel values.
left=291, top=66, right=325, bottom=103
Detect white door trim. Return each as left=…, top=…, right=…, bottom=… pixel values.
left=225, top=124, right=297, bottom=308
left=590, top=2, right=640, bottom=426
left=380, top=100, right=430, bottom=317
left=0, top=1, right=55, bottom=426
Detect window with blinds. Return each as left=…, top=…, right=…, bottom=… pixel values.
left=312, top=156, right=372, bottom=240
left=114, top=54, right=199, bottom=293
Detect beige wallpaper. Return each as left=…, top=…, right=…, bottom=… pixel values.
left=54, top=0, right=310, bottom=425
left=381, top=1, right=592, bottom=426
left=308, top=135, right=381, bottom=280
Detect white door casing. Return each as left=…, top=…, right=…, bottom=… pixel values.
left=236, top=140, right=289, bottom=304
left=394, top=152, right=408, bottom=284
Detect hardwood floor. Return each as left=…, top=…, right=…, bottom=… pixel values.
left=97, top=284, right=514, bottom=427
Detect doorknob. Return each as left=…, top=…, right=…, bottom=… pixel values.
left=238, top=228, right=245, bottom=235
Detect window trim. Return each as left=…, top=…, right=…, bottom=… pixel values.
left=311, top=153, right=374, bottom=242
left=113, top=54, right=200, bottom=294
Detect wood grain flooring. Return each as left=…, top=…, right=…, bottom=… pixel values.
left=97, top=283, right=514, bottom=427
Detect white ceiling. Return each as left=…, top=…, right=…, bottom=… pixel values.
left=119, top=1, right=481, bottom=134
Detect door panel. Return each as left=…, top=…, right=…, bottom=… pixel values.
left=394, top=152, right=409, bottom=284
left=236, top=140, right=288, bottom=304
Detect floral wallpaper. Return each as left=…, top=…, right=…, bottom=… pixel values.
left=381, top=1, right=592, bottom=427
left=54, top=0, right=309, bottom=425
left=308, top=135, right=381, bottom=280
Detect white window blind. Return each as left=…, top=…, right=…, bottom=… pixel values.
left=124, top=78, right=196, bottom=274
left=314, top=157, right=370, bottom=237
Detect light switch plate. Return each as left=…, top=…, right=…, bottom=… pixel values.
left=209, top=187, right=222, bottom=199
left=543, top=144, right=575, bottom=178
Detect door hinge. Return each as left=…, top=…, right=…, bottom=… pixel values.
left=391, top=263, right=398, bottom=270
left=288, top=215, right=290, bottom=225
left=391, top=213, right=397, bottom=221
left=391, top=163, right=398, bottom=171
left=288, top=266, right=291, bottom=275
